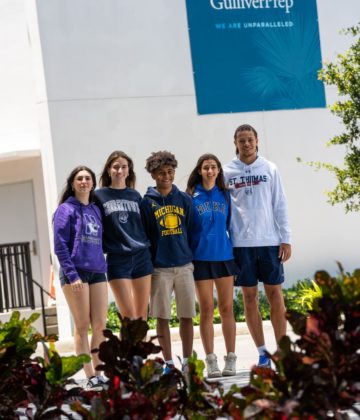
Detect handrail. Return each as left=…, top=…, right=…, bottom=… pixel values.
left=0, top=242, right=55, bottom=336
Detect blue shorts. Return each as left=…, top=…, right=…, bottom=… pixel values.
left=233, top=246, right=284, bottom=287
left=193, top=260, right=239, bottom=281
left=107, top=248, right=153, bottom=280
left=59, top=268, right=107, bottom=287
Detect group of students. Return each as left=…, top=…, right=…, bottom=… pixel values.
left=53, top=123, right=291, bottom=387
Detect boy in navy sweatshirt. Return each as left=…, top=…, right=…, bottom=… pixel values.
left=140, top=151, right=195, bottom=372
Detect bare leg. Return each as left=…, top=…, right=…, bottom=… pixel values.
left=89, top=282, right=108, bottom=373
left=132, top=275, right=151, bottom=320
left=157, top=317, right=172, bottom=361
left=264, top=284, right=287, bottom=343
left=179, top=317, right=193, bottom=358
left=109, top=279, right=136, bottom=319
left=215, top=276, right=236, bottom=354
left=195, top=280, right=215, bottom=354
left=241, top=286, right=265, bottom=348
left=62, top=283, right=94, bottom=378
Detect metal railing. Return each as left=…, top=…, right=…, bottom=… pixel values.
left=0, top=242, right=54, bottom=335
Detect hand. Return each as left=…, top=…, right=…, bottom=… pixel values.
left=70, top=279, right=84, bottom=292
left=279, top=243, right=291, bottom=262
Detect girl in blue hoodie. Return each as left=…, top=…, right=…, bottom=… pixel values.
left=54, top=166, right=108, bottom=388
left=186, top=154, right=238, bottom=378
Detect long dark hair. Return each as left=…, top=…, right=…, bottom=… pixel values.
left=186, top=153, right=227, bottom=198
left=99, top=150, right=136, bottom=188
left=233, top=124, right=258, bottom=154
left=58, top=165, right=96, bottom=205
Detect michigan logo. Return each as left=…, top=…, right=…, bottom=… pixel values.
left=160, top=213, right=181, bottom=229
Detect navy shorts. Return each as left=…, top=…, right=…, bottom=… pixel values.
left=193, top=260, right=240, bottom=281
left=59, top=268, right=107, bottom=287
left=107, top=247, right=153, bottom=280
left=233, top=246, right=284, bottom=287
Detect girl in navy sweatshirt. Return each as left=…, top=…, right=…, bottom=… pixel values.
left=186, top=154, right=239, bottom=378
left=95, top=151, right=152, bottom=321
left=54, top=166, right=108, bottom=388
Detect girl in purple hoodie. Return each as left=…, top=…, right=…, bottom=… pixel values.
left=54, top=165, right=108, bottom=389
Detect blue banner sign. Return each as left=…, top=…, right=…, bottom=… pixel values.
left=185, top=0, right=326, bottom=114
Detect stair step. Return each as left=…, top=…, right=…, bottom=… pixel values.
left=46, top=325, right=59, bottom=335
left=44, top=306, right=57, bottom=316
left=45, top=315, right=58, bottom=326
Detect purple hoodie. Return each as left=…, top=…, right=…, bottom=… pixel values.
left=54, top=196, right=107, bottom=283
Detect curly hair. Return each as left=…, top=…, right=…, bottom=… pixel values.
left=145, top=151, right=178, bottom=173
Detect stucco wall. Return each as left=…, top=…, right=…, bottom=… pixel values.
left=34, top=0, right=360, bottom=283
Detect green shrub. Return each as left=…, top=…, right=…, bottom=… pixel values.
left=106, top=277, right=334, bottom=332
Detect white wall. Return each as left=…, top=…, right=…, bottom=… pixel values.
left=0, top=155, right=51, bottom=296
left=0, top=0, right=40, bottom=155
left=32, top=0, right=360, bottom=285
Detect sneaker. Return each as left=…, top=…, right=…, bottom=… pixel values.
left=205, top=353, right=221, bottom=378
left=257, top=354, right=271, bottom=368
left=163, top=363, right=175, bottom=375
left=85, top=375, right=106, bottom=390
left=222, top=352, right=237, bottom=376
left=96, top=375, right=109, bottom=384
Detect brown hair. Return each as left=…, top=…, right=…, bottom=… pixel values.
left=186, top=153, right=228, bottom=200
left=58, top=165, right=96, bottom=205
left=145, top=151, right=178, bottom=173
left=99, top=150, right=136, bottom=188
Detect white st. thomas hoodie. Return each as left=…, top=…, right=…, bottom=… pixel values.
left=223, top=155, right=291, bottom=247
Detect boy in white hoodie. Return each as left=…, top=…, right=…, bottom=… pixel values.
left=223, top=124, right=292, bottom=368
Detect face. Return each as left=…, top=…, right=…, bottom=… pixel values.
left=151, top=165, right=175, bottom=191
left=234, top=130, right=258, bottom=161
left=71, top=170, right=93, bottom=196
left=108, top=157, right=129, bottom=185
left=199, top=159, right=220, bottom=184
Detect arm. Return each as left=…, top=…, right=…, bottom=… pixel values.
left=271, top=168, right=292, bottom=262
left=53, top=205, right=80, bottom=283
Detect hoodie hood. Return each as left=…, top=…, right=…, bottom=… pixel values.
left=230, top=155, right=266, bottom=171
left=144, top=185, right=180, bottom=201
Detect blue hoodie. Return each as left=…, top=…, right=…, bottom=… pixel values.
left=53, top=197, right=107, bottom=283
left=190, top=184, right=233, bottom=261
left=140, top=185, right=193, bottom=268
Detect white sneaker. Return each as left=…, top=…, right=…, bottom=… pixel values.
left=205, top=353, right=222, bottom=378
left=222, top=352, right=237, bottom=376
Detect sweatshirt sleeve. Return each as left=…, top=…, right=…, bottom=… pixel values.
left=226, top=190, right=231, bottom=232
left=53, top=205, right=79, bottom=283
left=271, top=169, right=291, bottom=244
left=185, top=195, right=194, bottom=242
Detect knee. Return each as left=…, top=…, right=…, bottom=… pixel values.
left=242, top=291, right=258, bottom=308
left=199, top=302, right=214, bottom=319
left=266, top=289, right=285, bottom=308
left=266, top=289, right=284, bottom=307
left=218, top=302, right=233, bottom=318
left=74, top=322, right=90, bottom=337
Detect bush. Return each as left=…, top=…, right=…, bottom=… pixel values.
left=2, top=265, right=360, bottom=418
left=106, top=281, right=309, bottom=331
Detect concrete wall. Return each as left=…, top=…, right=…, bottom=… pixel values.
left=33, top=0, right=360, bottom=284
left=0, top=0, right=40, bottom=155
left=0, top=155, right=51, bottom=303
